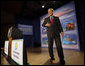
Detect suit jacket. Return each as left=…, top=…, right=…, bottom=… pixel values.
left=42, top=16, right=63, bottom=36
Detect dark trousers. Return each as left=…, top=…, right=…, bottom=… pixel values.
left=47, top=32, right=64, bottom=61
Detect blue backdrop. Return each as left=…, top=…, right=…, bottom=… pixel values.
left=15, top=17, right=41, bottom=47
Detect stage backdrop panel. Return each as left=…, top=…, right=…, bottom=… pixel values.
left=40, top=1, right=80, bottom=50
left=18, top=24, right=33, bottom=35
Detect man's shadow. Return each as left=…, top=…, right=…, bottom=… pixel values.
left=43, top=59, right=62, bottom=65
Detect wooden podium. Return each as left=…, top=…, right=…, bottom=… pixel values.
left=8, top=38, right=12, bottom=57
left=6, top=26, right=29, bottom=65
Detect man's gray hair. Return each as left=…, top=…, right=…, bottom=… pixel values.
left=48, top=8, right=54, bottom=12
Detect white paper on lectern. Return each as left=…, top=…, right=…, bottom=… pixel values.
left=11, top=39, right=23, bottom=65
left=4, top=41, right=9, bottom=55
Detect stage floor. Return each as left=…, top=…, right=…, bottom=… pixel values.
left=1, top=47, right=84, bottom=65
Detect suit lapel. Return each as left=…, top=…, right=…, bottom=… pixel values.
left=47, top=17, right=51, bottom=23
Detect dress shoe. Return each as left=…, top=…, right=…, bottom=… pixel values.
left=51, top=57, right=55, bottom=60
left=60, top=60, right=65, bottom=65
left=49, top=58, right=55, bottom=63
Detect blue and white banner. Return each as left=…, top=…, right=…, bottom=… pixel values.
left=18, top=24, right=33, bottom=35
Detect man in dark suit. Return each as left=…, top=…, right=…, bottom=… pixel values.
left=42, top=8, right=65, bottom=64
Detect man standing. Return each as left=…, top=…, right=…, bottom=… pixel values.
left=42, top=8, right=65, bottom=64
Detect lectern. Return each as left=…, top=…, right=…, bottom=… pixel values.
left=5, top=26, right=29, bottom=65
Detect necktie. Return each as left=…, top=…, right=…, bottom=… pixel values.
left=51, top=16, right=53, bottom=24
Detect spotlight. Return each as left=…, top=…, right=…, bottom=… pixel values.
left=42, top=5, right=44, bottom=8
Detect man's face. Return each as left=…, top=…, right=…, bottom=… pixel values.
left=48, top=9, right=53, bottom=16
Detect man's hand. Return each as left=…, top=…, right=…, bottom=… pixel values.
left=60, top=32, right=64, bottom=37
left=45, top=22, right=51, bottom=27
